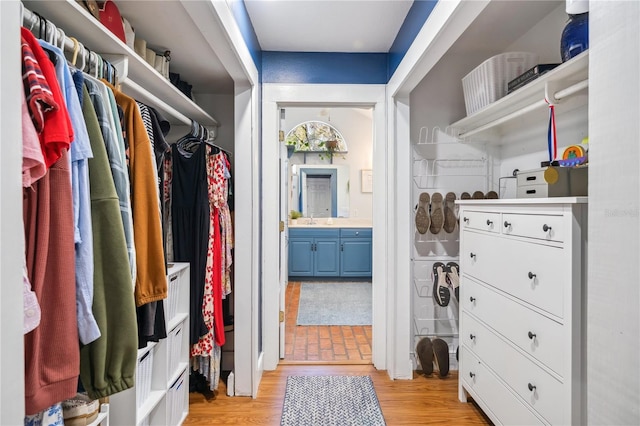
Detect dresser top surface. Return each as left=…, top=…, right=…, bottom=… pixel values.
left=456, top=197, right=588, bottom=206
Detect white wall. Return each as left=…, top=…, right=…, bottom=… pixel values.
left=195, top=93, right=235, bottom=155
left=588, top=2, right=640, bottom=423
left=0, top=1, right=26, bottom=422
left=284, top=107, right=373, bottom=219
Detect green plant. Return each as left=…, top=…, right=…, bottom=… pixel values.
left=290, top=210, right=303, bottom=219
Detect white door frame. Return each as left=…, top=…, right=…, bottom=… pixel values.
left=262, top=84, right=389, bottom=372
left=184, top=0, right=262, bottom=397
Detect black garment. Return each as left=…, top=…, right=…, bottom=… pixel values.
left=171, top=142, right=209, bottom=345
left=136, top=301, right=167, bottom=349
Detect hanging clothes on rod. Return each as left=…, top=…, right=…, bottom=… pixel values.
left=22, top=4, right=118, bottom=85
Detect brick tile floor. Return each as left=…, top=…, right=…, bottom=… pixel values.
left=284, top=282, right=372, bottom=363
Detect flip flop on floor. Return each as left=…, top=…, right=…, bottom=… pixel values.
left=432, top=262, right=450, bottom=307
left=415, top=192, right=430, bottom=234
left=446, top=261, right=460, bottom=302
left=443, top=192, right=457, bottom=233
left=432, top=338, right=450, bottom=378
left=429, top=192, right=444, bottom=234
left=415, top=337, right=434, bottom=376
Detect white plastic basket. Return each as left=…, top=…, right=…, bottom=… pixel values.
left=136, top=349, right=154, bottom=408
left=462, top=52, right=539, bottom=115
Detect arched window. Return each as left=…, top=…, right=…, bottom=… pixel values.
left=285, top=120, right=348, bottom=153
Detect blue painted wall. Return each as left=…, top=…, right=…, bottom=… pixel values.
left=262, top=52, right=388, bottom=84
left=228, top=0, right=262, bottom=72
left=234, top=0, right=438, bottom=84
left=388, top=0, right=438, bottom=78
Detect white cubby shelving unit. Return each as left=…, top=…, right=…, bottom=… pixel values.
left=110, top=262, right=190, bottom=426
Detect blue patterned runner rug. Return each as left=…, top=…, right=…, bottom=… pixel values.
left=280, top=375, right=386, bottom=426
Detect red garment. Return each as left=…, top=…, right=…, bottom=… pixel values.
left=23, top=150, right=79, bottom=414
left=21, top=35, right=58, bottom=133
left=21, top=28, right=73, bottom=168
left=212, top=209, right=225, bottom=346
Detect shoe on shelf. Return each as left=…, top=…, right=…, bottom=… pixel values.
left=432, top=338, right=450, bottom=378
left=415, top=337, right=434, bottom=376
left=443, top=192, right=457, bottom=233
left=472, top=191, right=485, bottom=200
left=446, top=262, right=460, bottom=302
left=432, top=262, right=450, bottom=307
left=429, top=192, right=444, bottom=234
left=62, top=393, right=99, bottom=426
left=415, top=192, right=430, bottom=234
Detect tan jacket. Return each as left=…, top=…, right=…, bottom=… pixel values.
left=106, top=82, right=167, bottom=306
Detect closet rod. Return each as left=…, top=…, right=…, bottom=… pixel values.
left=22, top=6, right=94, bottom=72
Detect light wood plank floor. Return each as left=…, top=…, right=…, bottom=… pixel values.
left=185, top=364, right=491, bottom=425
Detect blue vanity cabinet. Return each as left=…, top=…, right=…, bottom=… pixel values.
left=339, top=228, right=373, bottom=277
left=289, top=228, right=340, bottom=277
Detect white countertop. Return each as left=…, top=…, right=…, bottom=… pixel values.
left=289, top=218, right=372, bottom=228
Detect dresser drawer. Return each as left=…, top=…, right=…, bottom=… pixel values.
left=339, top=228, right=372, bottom=238
left=460, top=347, right=543, bottom=426
left=502, top=213, right=565, bottom=243
left=462, top=278, right=564, bottom=377
left=460, top=210, right=501, bottom=233
left=462, top=313, right=564, bottom=425
left=462, top=231, right=567, bottom=318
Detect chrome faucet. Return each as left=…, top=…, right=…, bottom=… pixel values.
left=308, top=215, right=315, bottom=225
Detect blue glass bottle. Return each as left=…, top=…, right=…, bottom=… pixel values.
left=561, top=12, right=589, bottom=62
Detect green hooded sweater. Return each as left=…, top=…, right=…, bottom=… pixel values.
left=80, top=84, right=138, bottom=398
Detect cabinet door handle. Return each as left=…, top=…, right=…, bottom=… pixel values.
left=340, top=243, right=344, bottom=251
left=469, top=334, right=476, bottom=340
left=504, top=221, right=511, bottom=228
left=470, top=252, right=476, bottom=259
left=528, top=383, right=537, bottom=392
left=486, top=219, right=493, bottom=226
left=463, top=217, right=469, bottom=223
left=469, top=372, right=476, bottom=379
left=528, top=331, right=537, bottom=340
left=469, top=296, right=476, bottom=302
left=543, top=224, right=552, bottom=232
left=528, top=271, right=536, bottom=279
left=312, top=243, right=316, bottom=251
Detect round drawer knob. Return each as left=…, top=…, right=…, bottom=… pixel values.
left=355, top=231, right=359, bottom=235
left=470, top=252, right=476, bottom=259
left=504, top=221, right=511, bottom=228
left=486, top=219, right=493, bottom=226
left=543, top=224, right=552, bottom=232
left=469, top=334, right=476, bottom=340
left=469, top=296, right=476, bottom=303
left=528, top=383, right=537, bottom=392
left=528, top=271, right=536, bottom=279
left=469, top=372, right=476, bottom=379
left=528, top=331, right=537, bottom=340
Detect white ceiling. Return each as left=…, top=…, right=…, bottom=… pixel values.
left=244, top=0, right=414, bottom=52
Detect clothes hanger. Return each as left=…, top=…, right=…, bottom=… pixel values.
left=69, top=37, right=80, bottom=67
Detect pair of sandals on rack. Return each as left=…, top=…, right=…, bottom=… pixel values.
left=415, top=190, right=499, bottom=235
left=416, top=336, right=450, bottom=378
left=432, top=261, right=459, bottom=308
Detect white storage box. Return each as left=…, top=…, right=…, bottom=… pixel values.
left=136, top=348, right=154, bottom=408
left=462, top=52, right=539, bottom=115
left=516, top=166, right=588, bottom=198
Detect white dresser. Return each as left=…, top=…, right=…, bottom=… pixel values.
left=457, top=198, right=587, bottom=425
